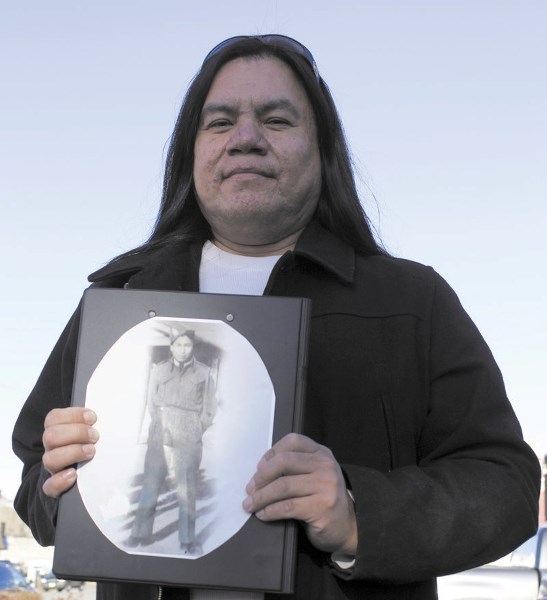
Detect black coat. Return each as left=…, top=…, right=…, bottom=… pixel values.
left=12, top=221, right=540, bottom=599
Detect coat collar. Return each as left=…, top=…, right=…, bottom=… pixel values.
left=293, top=219, right=355, bottom=284
left=87, top=219, right=355, bottom=287
left=87, top=241, right=202, bottom=290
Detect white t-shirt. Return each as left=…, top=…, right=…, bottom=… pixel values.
left=199, top=240, right=282, bottom=296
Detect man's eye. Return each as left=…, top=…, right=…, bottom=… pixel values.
left=266, top=117, right=290, bottom=126
left=208, top=119, right=232, bottom=129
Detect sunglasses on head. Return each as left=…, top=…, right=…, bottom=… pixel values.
left=202, top=34, right=320, bottom=80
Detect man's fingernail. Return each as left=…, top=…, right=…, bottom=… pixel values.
left=83, top=409, right=97, bottom=424
left=257, top=457, right=266, bottom=469
left=246, top=478, right=256, bottom=493
left=88, top=428, right=99, bottom=442
left=242, top=496, right=252, bottom=511
left=82, top=444, right=96, bottom=458
left=62, top=468, right=77, bottom=481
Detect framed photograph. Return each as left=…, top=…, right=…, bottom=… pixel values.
left=53, top=287, right=311, bottom=594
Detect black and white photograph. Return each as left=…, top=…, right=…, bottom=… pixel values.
left=77, top=316, right=276, bottom=560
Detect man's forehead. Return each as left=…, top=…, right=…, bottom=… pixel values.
left=202, top=57, right=309, bottom=104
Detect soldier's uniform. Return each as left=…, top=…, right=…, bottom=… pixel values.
left=131, top=356, right=216, bottom=549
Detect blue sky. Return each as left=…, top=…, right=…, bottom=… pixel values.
left=1, top=1, right=546, bottom=499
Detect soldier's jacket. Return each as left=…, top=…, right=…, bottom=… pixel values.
left=147, top=357, right=216, bottom=445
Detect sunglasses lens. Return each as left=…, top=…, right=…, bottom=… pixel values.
left=202, top=35, right=319, bottom=79
left=202, top=36, right=248, bottom=63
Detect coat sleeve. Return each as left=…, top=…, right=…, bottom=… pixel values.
left=11, top=303, right=82, bottom=546
left=339, top=269, right=540, bottom=584
left=201, top=371, right=217, bottom=430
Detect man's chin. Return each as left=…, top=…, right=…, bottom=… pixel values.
left=213, top=219, right=305, bottom=251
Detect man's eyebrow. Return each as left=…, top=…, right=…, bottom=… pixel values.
left=256, top=98, right=302, bottom=119
left=200, top=98, right=302, bottom=120
left=200, top=103, right=238, bottom=119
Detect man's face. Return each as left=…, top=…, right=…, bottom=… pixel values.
left=170, top=335, right=194, bottom=363
left=193, top=56, right=322, bottom=250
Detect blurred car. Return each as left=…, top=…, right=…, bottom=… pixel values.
left=39, top=570, right=85, bottom=592
left=65, top=579, right=85, bottom=590
left=0, top=560, right=40, bottom=598
left=40, top=570, right=67, bottom=591
left=438, top=523, right=547, bottom=600
left=67, top=580, right=85, bottom=590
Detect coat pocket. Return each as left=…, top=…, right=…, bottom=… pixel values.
left=379, top=393, right=398, bottom=471
left=379, top=393, right=417, bottom=470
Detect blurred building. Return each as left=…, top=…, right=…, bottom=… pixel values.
left=540, top=453, right=546, bottom=525
left=0, top=490, right=53, bottom=583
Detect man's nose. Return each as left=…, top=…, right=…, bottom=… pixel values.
left=226, top=119, right=267, bottom=155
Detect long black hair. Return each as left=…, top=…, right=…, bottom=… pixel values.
left=111, top=36, right=386, bottom=264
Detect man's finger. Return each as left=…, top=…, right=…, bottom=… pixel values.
left=255, top=434, right=330, bottom=477
left=42, top=468, right=78, bottom=498
left=247, top=451, right=317, bottom=493
left=244, top=472, right=314, bottom=512
left=44, top=407, right=96, bottom=429
left=43, top=443, right=96, bottom=475
left=249, top=441, right=335, bottom=494
left=266, top=433, right=320, bottom=456
left=42, top=422, right=99, bottom=452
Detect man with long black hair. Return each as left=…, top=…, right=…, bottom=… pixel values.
left=13, top=35, right=540, bottom=599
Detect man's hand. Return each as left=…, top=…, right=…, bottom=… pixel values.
left=243, top=433, right=357, bottom=555
left=42, top=407, right=99, bottom=498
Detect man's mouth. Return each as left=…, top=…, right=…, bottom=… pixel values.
left=223, top=167, right=274, bottom=180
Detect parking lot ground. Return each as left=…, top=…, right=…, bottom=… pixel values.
left=38, top=582, right=96, bottom=600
